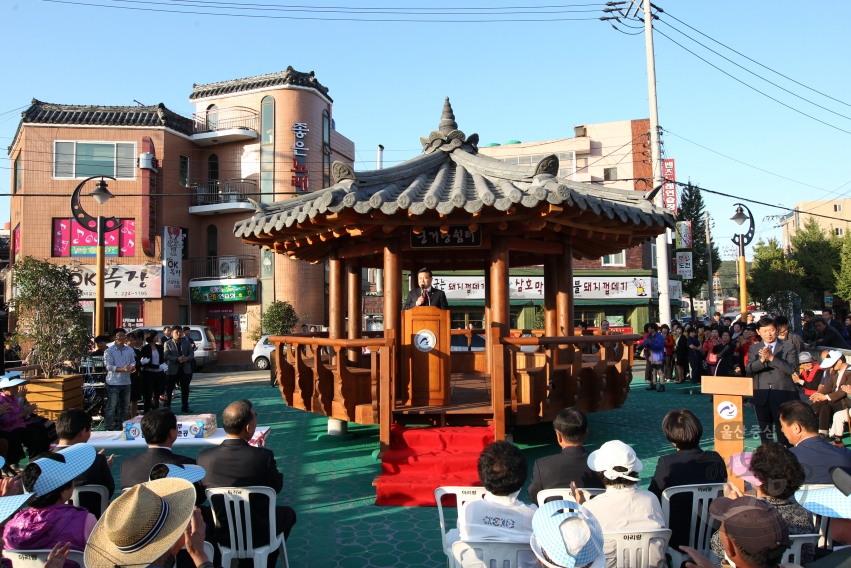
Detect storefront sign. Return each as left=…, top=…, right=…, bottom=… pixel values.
left=432, top=275, right=682, bottom=301
left=675, top=220, right=692, bottom=249
left=662, top=158, right=677, bottom=214
left=676, top=251, right=694, bottom=280
left=58, top=219, right=135, bottom=257
left=207, top=307, right=234, bottom=315
left=291, top=122, right=309, bottom=192
left=411, top=227, right=482, bottom=249
left=190, top=279, right=258, bottom=303
left=69, top=265, right=162, bottom=299
left=162, top=227, right=185, bottom=296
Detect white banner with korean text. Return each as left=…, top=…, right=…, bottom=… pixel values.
left=162, top=227, right=184, bottom=296
left=69, top=265, right=162, bottom=299
left=430, top=275, right=681, bottom=301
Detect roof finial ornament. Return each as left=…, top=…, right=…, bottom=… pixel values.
left=439, top=97, right=458, bottom=135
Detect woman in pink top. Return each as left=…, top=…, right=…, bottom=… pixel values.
left=3, top=444, right=98, bottom=566
left=0, top=375, right=49, bottom=469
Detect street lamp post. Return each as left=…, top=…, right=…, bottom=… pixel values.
left=731, top=203, right=755, bottom=324
left=70, top=176, right=118, bottom=338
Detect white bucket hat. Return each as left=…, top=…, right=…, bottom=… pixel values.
left=587, top=440, right=643, bottom=482
left=28, top=443, right=96, bottom=496
left=820, top=350, right=844, bottom=370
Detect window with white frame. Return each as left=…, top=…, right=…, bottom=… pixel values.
left=836, top=227, right=844, bottom=237
left=603, top=167, right=618, bottom=181
left=835, top=204, right=843, bottom=212
left=602, top=250, right=626, bottom=266
left=54, top=141, right=135, bottom=179
left=651, top=242, right=657, bottom=269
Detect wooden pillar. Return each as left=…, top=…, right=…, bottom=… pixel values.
left=328, top=251, right=345, bottom=339
left=544, top=255, right=558, bottom=337
left=489, top=236, right=509, bottom=441
left=557, top=242, right=574, bottom=336
left=383, top=239, right=401, bottom=335
left=484, top=269, right=492, bottom=376
left=347, top=260, right=362, bottom=363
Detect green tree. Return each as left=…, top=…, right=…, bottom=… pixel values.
left=9, top=257, right=91, bottom=377
left=260, top=301, right=302, bottom=336
left=676, top=182, right=721, bottom=316
left=833, top=231, right=851, bottom=301
left=790, top=217, right=842, bottom=308
left=747, top=238, right=805, bottom=318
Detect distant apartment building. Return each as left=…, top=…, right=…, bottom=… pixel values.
left=476, top=119, right=682, bottom=330
left=780, top=199, right=851, bottom=251
left=7, top=68, right=355, bottom=352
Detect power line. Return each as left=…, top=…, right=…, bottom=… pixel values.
left=653, top=27, right=851, bottom=137
left=657, top=18, right=851, bottom=123
left=42, top=0, right=604, bottom=22
left=144, top=0, right=607, bottom=10
left=659, top=8, right=851, bottom=109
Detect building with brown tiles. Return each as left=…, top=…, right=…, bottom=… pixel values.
left=7, top=67, right=354, bottom=354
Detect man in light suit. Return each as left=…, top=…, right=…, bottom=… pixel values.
left=746, top=316, right=799, bottom=445
left=164, top=326, right=195, bottom=412
left=403, top=267, right=449, bottom=311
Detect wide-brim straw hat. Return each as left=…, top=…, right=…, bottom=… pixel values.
left=85, top=478, right=196, bottom=568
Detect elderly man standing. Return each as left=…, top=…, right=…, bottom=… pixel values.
left=164, top=327, right=194, bottom=413
left=103, top=328, right=136, bottom=431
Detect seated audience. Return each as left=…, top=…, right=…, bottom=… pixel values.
left=527, top=408, right=605, bottom=504
left=682, top=497, right=792, bottom=568
left=530, top=500, right=605, bottom=568
left=84, top=478, right=210, bottom=568
left=119, top=408, right=196, bottom=490
left=54, top=408, right=114, bottom=518
left=714, top=442, right=815, bottom=564
left=648, top=409, right=727, bottom=549
left=3, top=444, right=98, bottom=558
left=0, top=374, right=49, bottom=469
left=581, top=440, right=667, bottom=568
left=808, top=350, right=851, bottom=441
left=792, top=352, right=824, bottom=396
left=779, top=400, right=851, bottom=483
left=198, top=400, right=294, bottom=568
left=446, top=440, right=537, bottom=568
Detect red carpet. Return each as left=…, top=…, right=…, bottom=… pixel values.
left=375, top=424, right=494, bottom=506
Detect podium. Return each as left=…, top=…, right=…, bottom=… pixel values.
left=401, top=306, right=451, bottom=406
left=701, top=376, right=754, bottom=490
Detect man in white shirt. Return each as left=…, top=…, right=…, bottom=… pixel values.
left=580, top=440, right=667, bottom=568
left=103, top=328, right=136, bottom=431
left=446, top=441, right=537, bottom=568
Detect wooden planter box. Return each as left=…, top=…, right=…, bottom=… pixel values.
left=26, top=374, right=84, bottom=421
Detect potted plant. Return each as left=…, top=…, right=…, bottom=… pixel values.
left=7, top=257, right=91, bottom=418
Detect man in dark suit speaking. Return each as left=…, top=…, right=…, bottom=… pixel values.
left=746, top=316, right=799, bottom=445
left=403, top=267, right=449, bottom=310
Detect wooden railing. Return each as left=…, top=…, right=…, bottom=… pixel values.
left=270, top=330, right=396, bottom=452
left=494, top=331, right=641, bottom=436
left=450, top=328, right=485, bottom=351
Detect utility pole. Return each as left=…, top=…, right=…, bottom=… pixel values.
left=705, top=210, right=714, bottom=314
left=644, top=0, right=671, bottom=325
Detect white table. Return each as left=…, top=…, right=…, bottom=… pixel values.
left=87, top=426, right=271, bottom=449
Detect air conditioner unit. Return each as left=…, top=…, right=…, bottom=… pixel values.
left=218, top=257, right=239, bottom=278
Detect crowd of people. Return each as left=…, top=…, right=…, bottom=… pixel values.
left=449, top=403, right=851, bottom=568
left=0, top=400, right=292, bottom=568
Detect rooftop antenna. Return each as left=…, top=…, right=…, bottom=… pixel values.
left=132, top=100, right=145, bottom=107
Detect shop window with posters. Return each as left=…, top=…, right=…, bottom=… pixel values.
left=52, top=218, right=136, bottom=257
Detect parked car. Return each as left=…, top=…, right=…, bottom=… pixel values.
left=253, top=335, right=275, bottom=370
left=130, top=325, right=218, bottom=370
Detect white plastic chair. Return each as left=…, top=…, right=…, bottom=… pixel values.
left=450, top=541, right=534, bottom=568
left=69, top=484, right=110, bottom=518
left=536, top=487, right=605, bottom=506
left=205, top=486, right=289, bottom=568
left=435, top=486, right=488, bottom=560
left=6, top=549, right=85, bottom=568
left=660, top=483, right=725, bottom=568
left=606, top=529, right=672, bottom=568
left=783, top=534, right=819, bottom=565
left=799, top=483, right=835, bottom=549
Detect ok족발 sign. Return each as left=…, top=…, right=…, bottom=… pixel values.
left=69, top=265, right=162, bottom=299
left=189, top=280, right=258, bottom=303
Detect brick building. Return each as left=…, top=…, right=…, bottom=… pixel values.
left=7, top=68, right=355, bottom=351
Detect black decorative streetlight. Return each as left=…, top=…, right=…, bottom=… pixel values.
left=70, top=176, right=120, bottom=338
left=731, top=203, right=755, bottom=324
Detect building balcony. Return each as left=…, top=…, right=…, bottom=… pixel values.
left=190, top=107, right=259, bottom=146
left=188, top=179, right=258, bottom=215
left=190, top=255, right=258, bottom=280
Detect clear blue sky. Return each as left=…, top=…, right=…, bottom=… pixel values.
left=2, top=0, right=849, bottom=261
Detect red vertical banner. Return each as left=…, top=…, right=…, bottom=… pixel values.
left=120, top=219, right=136, bottom=257
left=52, top=219, right=70, bottom=257
left=662, top=158, right=677, bottom=215
left=13, top=225, right=20, bottom=262
left=222, top=317, right=234, bottom=351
